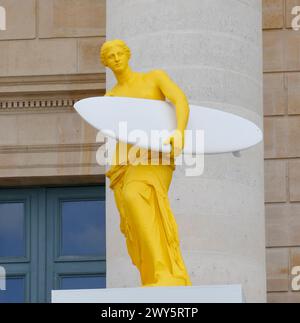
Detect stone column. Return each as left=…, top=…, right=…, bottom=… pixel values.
left=106, top=0, right=266, bottom=302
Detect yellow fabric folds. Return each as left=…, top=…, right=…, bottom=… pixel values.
left=106, top=142, right=192, bottom=286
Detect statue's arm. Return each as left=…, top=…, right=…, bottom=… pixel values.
left=152, top=69, right=190, bottom=134
left=104, top=90, right=113, bottom=97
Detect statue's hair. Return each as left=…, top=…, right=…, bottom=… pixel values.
left=100, top=39, right=131, bottom=66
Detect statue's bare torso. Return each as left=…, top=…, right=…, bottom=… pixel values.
left=107, top=71, right=166, bottom=101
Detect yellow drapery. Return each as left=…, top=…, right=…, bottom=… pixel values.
left=105, top=142, right=192, bottom=286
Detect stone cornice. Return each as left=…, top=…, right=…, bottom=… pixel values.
left=0, top=73, right=106, bottom=93
left=0, top=143, right=102, bottom=154
left=0, top=98, right=76, bottom=113
left=0, top=73, right=106, bottom=113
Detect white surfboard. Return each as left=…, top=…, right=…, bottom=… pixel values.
left=74, top=97, right=263, bottom=155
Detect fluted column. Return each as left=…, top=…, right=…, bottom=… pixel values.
left=106, top=0, right=266, bottom=302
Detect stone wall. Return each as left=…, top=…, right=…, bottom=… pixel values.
left=263, top=0, right=300, bottom=303
left=0, top=0, right=106, bottom=184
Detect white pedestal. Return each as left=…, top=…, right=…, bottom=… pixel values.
left=52, top=285, right=245, bottom=303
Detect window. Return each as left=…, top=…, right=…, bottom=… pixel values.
left=0, top=186, right=106, bottom=303
left=0, top=203, right=25, bottom=258
left=0, top=277, right=26, bottom=303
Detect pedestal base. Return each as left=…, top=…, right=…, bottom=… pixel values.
left=52, top=285, right=245, bottom=303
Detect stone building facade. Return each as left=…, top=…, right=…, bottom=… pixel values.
left=0, top=0, right=107, bottom=303
left=263, top=0, right=300, bottom=303
left=0, top=0, right=106, bottom=183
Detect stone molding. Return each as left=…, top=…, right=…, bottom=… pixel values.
left=0, top=143, right=101, bottom=154
left=0, top=73, right=106, bottom=113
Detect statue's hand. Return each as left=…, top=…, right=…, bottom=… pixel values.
left=163, top=129, right=185, bottom=157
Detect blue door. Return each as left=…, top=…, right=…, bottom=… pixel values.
left=0, top=186, right=106, bottom=303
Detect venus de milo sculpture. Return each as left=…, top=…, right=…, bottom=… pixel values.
left=102, top=39, right=191, bottom=287
left=74, top=39, right=263, bottom=288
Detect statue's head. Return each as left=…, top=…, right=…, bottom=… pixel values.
left=100, top=39, right=131, bottom=73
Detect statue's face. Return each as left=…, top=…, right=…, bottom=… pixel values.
left=104, top=45, right=129, bottom=73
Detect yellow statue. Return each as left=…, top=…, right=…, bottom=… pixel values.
left=100, top=39, right=192, bottom=287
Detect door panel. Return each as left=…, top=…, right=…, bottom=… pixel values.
left=46, top=186, right=106, bottom=303
left=0, top=186, right=106, bottom=303
left=0, top=188, right=39, bottom=303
